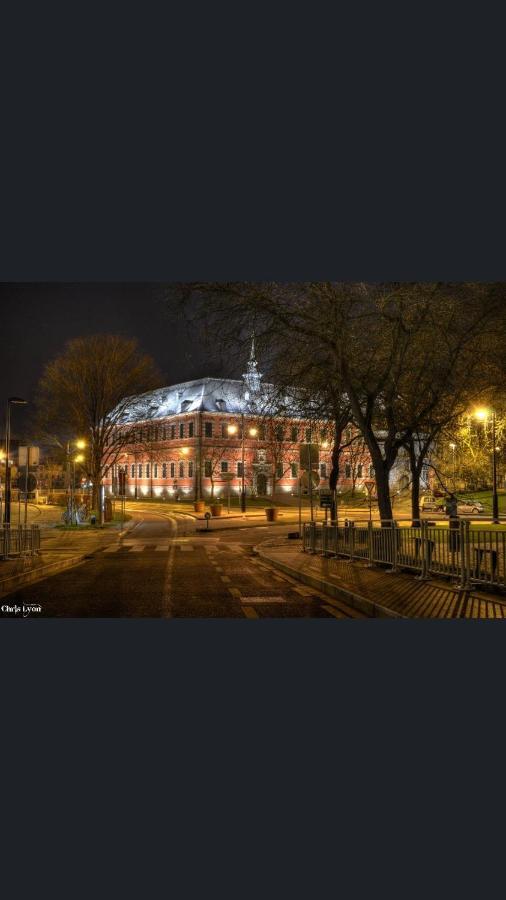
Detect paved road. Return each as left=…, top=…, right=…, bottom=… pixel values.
left=2, top=509, right=363, bottom=618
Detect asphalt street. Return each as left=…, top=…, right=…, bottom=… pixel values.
left=3, top=509, right=362, bottom=618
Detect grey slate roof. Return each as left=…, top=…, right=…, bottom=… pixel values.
left=120, top=377, right=287, bottom=423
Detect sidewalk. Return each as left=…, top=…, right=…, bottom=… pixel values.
left=256, top=539, right=506, bottom=619
left=0, top=523, right=126, bottom=599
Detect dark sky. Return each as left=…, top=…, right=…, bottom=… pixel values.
left=0, top=283, right=222, bottom=437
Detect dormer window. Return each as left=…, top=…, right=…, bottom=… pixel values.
left=180, top=400, right=191, bottom=412
left=215, top=399, right=227, bottom=411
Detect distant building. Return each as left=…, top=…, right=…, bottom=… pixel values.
left=103, top=339, right=423, bottom=500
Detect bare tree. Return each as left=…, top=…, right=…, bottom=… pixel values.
left=35, top=334, right=162, bottom=523
left=177, top=282, right=505, bottom=523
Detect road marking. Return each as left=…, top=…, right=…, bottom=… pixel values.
left=242, top=606, right=259, bottom=619
left=240, top=596, right=286, bottom=604
left=293, top=586, right=317, bottom=597
left=162, top=544, right=176, bottom=618
left=178, top=546, right=194, bottom=551
left=321, top=604, right=344, bottom=618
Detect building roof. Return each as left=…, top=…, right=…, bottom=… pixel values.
left=119, top=337, right=311, bottom=424
left=120, top=376, right=275, bottom=423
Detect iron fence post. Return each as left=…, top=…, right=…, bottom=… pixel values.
left=416, top=520, right=430, bottom=580
left=367, top=521, right=374, bottom=567
left=459, top=519, right=472, bottom=590
left=387, top=521, right=399, bottom=573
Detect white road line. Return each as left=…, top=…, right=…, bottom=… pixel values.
left=242, top=606, right=259, bottom=619
left=162, top=544, right=176, bottom=618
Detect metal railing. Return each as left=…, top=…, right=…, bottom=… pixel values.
left=303, top=520, right=506, bottom=591
left=1, top=524, right=41, bottom=560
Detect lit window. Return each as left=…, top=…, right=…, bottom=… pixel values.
left=131, top=464, right=135, bottom=478
left=179, top=423, right=184, bottom=439
left=357, top=464, right=363, bottom=478
left=162, top=463, right=167, bottom=478
left=291, top=426, right=298, bottom=442
left=154, top=464, right=158, bottom=479
left=204, top=460, right=212, bottom=477
left=345, top=464, right=351, bottom=479
left=237, top=462, right=243, bottom=477
left=146, top=463, right=150, bottom=479
left=170, top=425, right=175, bottom=440
left=221, top=461, right=228, bottom=473
left=138, top=464, right=143, bottom=478
left=179, top=461, right=184, bottom=478
left=170, top=462, right=175, bottom=478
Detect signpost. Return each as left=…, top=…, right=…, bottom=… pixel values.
left=218, top=473, right=235, bottom=513
left=363, top=479, right=376, bottom=523
left=319, top=488, right=332, bottom=524
left=19, top=446, right=39, bottom=525
left=118, top=468, right=127, bottom=531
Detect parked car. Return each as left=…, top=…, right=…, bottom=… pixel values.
left=457, top=498, right=485, bottom=515
left=420, top=495, right=445, bottom=512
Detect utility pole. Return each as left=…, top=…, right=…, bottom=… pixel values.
left=492, top=410, right=499, bottom=524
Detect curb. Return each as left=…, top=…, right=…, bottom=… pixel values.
left=254, top=545, right=403, bottom=619
left=0, top=553, right=88, bottom=599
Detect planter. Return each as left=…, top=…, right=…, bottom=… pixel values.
left=210, top=504, right=223, bottom=517
left=265, top=507, right=279, bottom=522
left=194, top=501, right=205, bottom=513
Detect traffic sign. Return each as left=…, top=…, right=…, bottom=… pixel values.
left=299, top=443, right=320, bottom=471
left=320, top=493, right=332, bottom=509
left=301, top=470, right=320, bottom=490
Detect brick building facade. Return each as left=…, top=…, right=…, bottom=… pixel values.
left=103, top=341, right=379, bottom=500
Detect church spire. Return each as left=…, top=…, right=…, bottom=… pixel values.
left=242, top=332, right=262, bottom=397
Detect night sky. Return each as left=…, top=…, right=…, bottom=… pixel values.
left=0, top=283, right=222, bottom=437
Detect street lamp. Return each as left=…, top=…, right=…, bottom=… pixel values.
left=449, top=442, right=457, bottom=492
left=474, top=408, right=499, bottom=524
left=66, top=439, right=86, bottom=525
left=228, top=418, right=257, bottom=513
left=3, top=397, right=28, bottom=525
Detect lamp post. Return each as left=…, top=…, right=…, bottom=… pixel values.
left=228, top=418, right=257, bottom=513
left=3, top=397, right=28, bottom=525
left=475, top=408, right=499, bottom=524
left=66, top=439, right=86, bottom=525
left=449, top=442, right=457, bottom=493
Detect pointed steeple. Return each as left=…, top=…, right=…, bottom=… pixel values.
left=242, top=332, right=263, bottom=397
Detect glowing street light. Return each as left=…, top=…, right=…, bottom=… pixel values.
left=474, top=407, right=499, bottom=523
left=227, top=418, right=258, bottom=512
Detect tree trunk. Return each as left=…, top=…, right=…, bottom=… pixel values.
left=374, top=460, right=394, bottom=523
left=408, top=441, right=421, bottom=524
